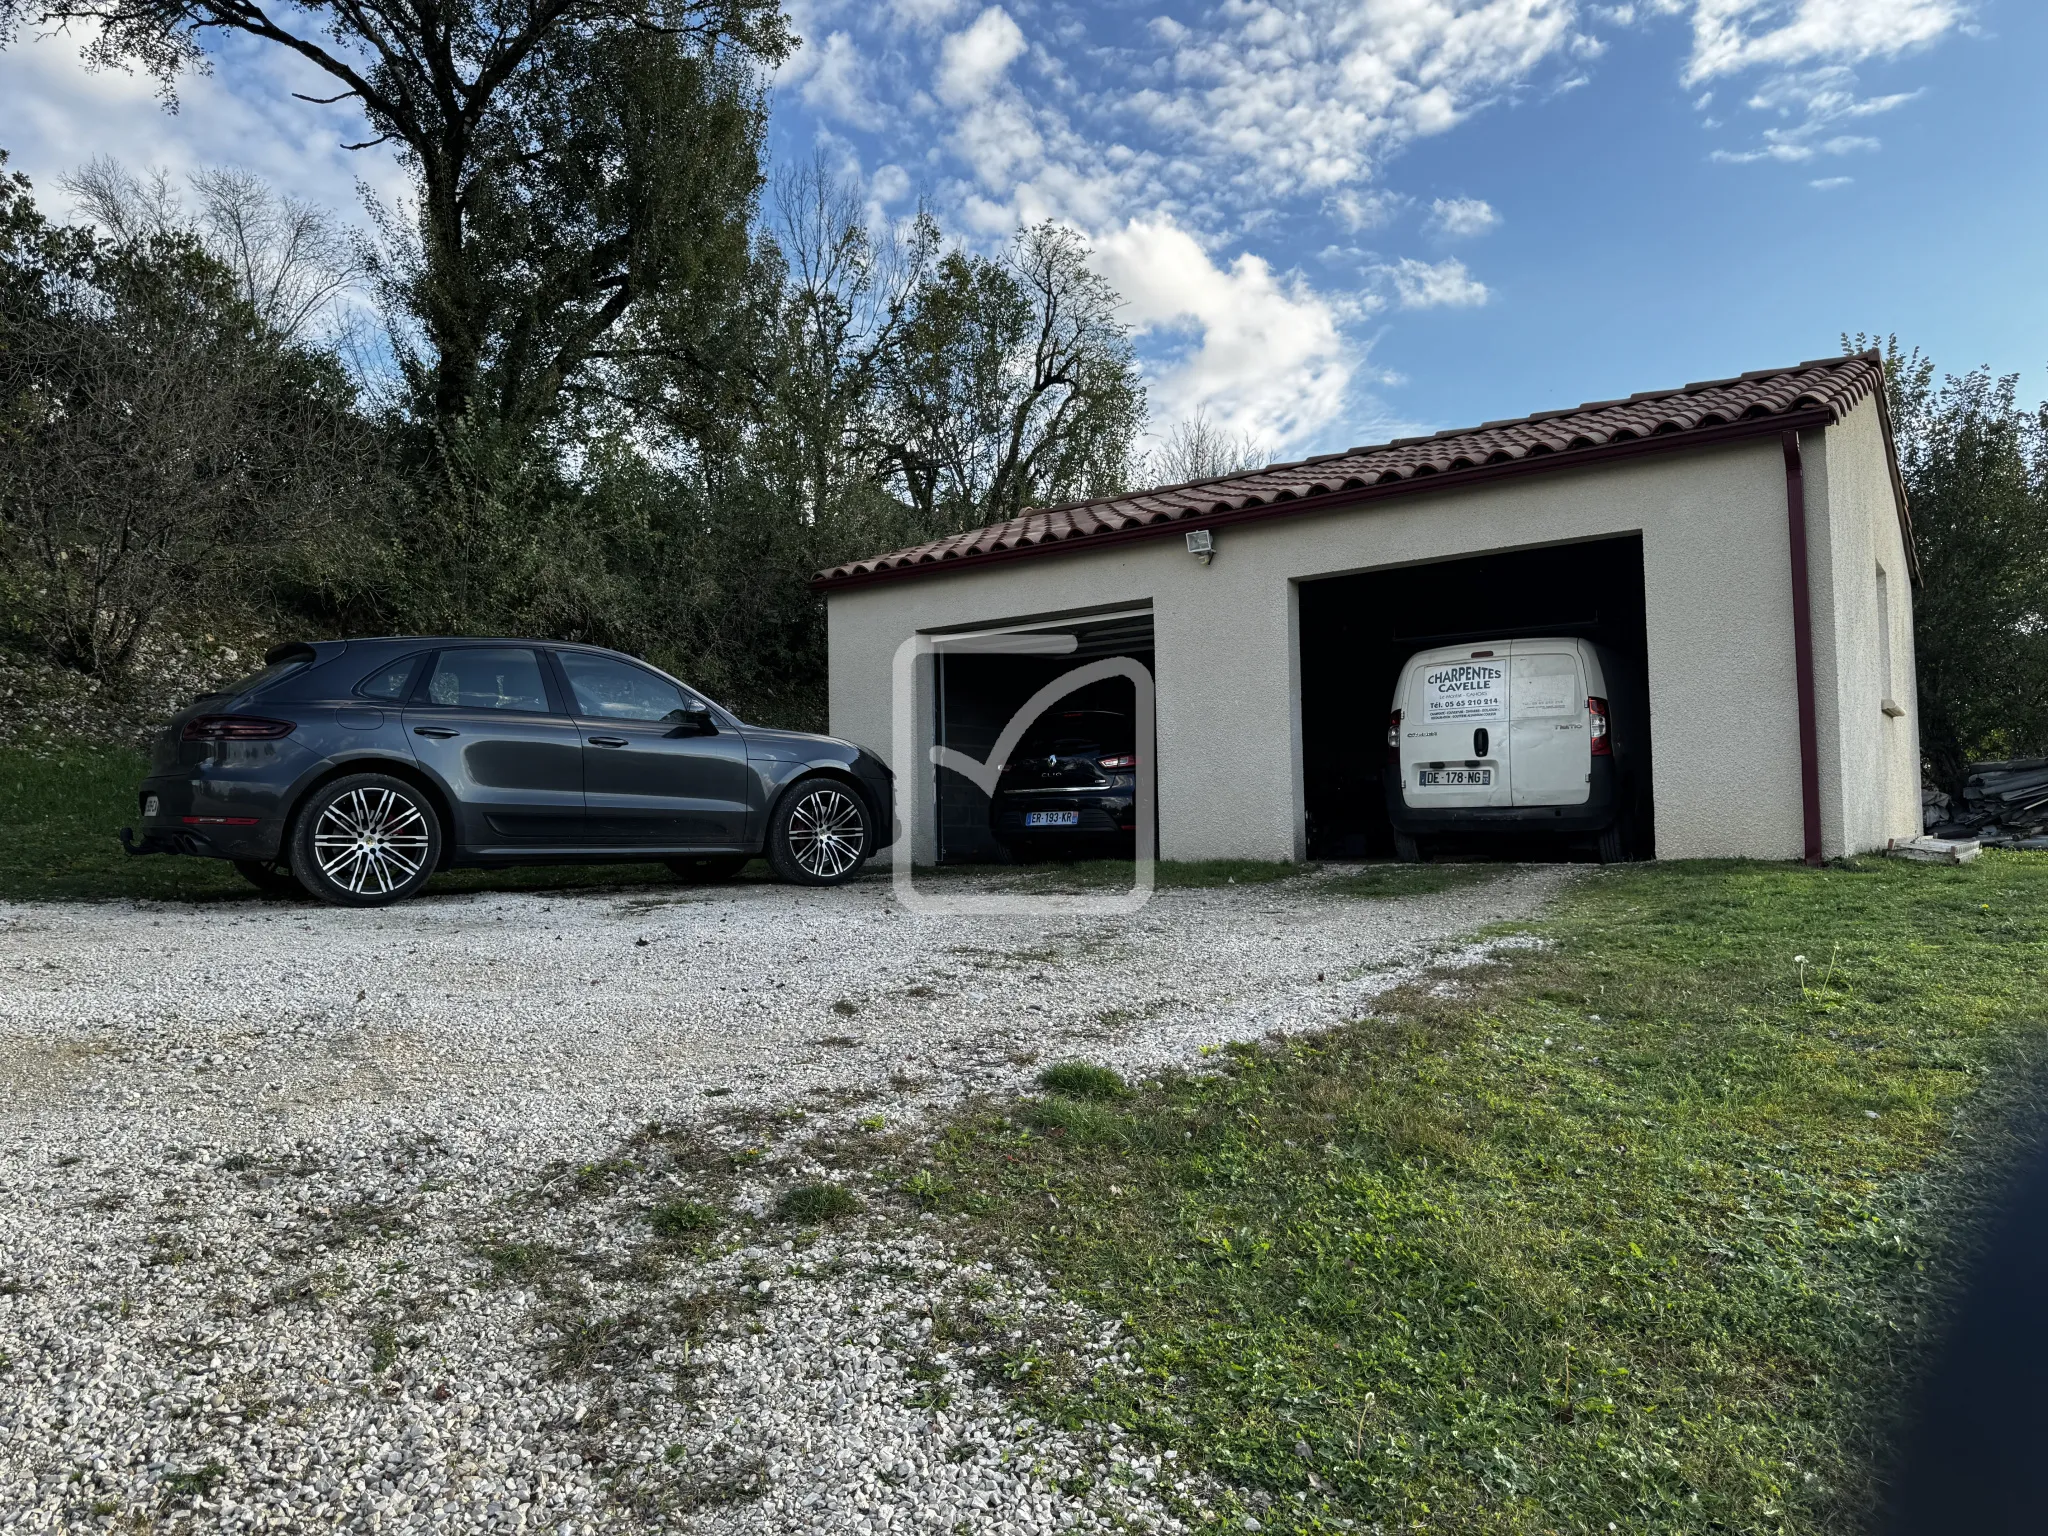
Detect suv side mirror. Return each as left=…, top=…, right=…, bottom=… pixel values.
left=668, top=701, right=714, bottom=735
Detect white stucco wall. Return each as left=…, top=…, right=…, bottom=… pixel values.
left=1806, top=397, right=1923, bottom=853
left=827, top=421, right=1910, bottom=863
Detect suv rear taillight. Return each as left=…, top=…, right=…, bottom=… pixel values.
left=182, top=715, right=296, bottom=741
left=1387, top=710, right=1402, bottom=761
left=1588, top=697, right=1611, bottom=755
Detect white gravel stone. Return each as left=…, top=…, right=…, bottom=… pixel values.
left=0, top=865, right=1569, bottom=1532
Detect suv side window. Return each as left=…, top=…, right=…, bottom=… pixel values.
left=356, top=654, right=423, bottom=700
left=557, top=652, right=698, bottom=723
left=420, top=648, right=552, bottom=712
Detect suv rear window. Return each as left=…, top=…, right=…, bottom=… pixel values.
left=216, top=657, right=310, bottom=700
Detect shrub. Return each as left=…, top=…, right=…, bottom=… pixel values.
left=1037, top=1061, right=1130, bottom=1101
left=650, top=1199, right=721, bottom=1239
left=776, top=1182, right=860, bottom=1223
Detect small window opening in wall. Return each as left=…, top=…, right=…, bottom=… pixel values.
left=1877, top=564, right=1905, bottom=717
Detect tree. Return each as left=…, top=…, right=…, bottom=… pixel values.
left=63, top=158, right=363, bottom=344
left=1144, top=406, right=1269, bottom=487
left=1851, top=334, right=2048, bottom=791
left=0, top=0, right=792, bottom=500
left=880, top=221, right=1145, bottom=531
left=0, top=156, right=386, bottom=678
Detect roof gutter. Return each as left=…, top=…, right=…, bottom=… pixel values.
left=815, top=407, right=1838, bottom=592
left=1782, top=428, right=1825, bottom=866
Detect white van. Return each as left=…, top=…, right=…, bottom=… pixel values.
left=1383, top=637, right=1642, bottom=862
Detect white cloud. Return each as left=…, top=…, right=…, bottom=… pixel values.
left=1425, top=196, right=1501, bottom=238
left=1679, top=0, right=1965, bottom=166
left=1326, top=188, right=1406, bottom=232
left=0, top=27, right=406, bottom=226
left=790, top=30, right=884, bottom=127
left=935, top=7, right=1027, bottom=107
left=1809, top=175, right=1853, bottom=189
left=1682, top=0, right=1967, bottom=86
left=869, top=163, right=911, bottom=204
left=1123, top=0, right=1590, bottom=199
left=1090, top=217, right=1359, bottom=447
left=1705, top=63, right=1915, bottom=161
left=890, top=0, right=963, bottom=30
left=1383, top=256, right=1490, bottom=309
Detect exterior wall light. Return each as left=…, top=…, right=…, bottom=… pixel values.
left=1185, top=529, right=1215, bottom=565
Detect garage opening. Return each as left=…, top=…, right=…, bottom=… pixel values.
left=932, top=607, right=1154, bottom=863
left=1299, top=535, right=1653, bottom=860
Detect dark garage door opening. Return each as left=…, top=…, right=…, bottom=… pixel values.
left=934, top=610, right=1155, bottom=863
left=1299, top=535, right=1654, bottom=860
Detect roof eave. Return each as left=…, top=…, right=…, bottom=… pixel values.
left=813, top=407, right=1837, bottom=593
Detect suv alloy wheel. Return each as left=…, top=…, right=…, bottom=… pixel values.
left=291, top=773, right=443, bottom=906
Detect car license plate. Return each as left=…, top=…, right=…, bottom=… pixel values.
left=1419, top=768, right=1492, bottom=787
left=1025, top=810, right=1080, bottom=827
left=143, top=794, right=160, bottom=818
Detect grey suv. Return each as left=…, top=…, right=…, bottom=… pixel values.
left=121, top=638, right=893, bottom=906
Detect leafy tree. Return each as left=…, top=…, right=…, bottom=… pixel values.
left=1, top=0, right=792, bottom=605
left=881, top=221, right=1145, bottom=531
left=1851, top=335, right=2048, bottom=790
left=0, top=156, right=388, bottom=678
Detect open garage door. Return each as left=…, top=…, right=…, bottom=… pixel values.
left=1299, top=535, right=1654, bottom=860
left=932, top=607, right=1154, bottom=863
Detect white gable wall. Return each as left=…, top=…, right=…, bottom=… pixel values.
left=1807, top=397, right=1923, bottom=856
left=826, top=418, right=1916, bottom=863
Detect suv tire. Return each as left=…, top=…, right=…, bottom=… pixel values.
left=1392, top=832, right=1423, bottom=864
left=767, top=777, right=870, bottom=886
left=291, top=773, right=443, bottom=906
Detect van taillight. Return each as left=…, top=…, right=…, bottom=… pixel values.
left=1588, top=697, right=1611, bottom=755
left=1387, top=710, right=1402, bottom=760
left=182, top=715, right=296, bottom=740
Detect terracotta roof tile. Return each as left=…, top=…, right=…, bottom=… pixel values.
left=816, top=351, right=1891, bottom=588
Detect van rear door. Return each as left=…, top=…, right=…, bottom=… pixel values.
left=1399, top=649, right=1511, bottom=808
left=1507, top=641, right=1591, bottom=807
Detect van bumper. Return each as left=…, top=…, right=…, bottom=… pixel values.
left=1386, top=759, right=1621, bottom=837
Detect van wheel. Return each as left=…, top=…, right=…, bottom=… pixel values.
left=668, top=855, right=747, bottom=884
left=1392, top=832, right=1423, bottom=864
left=768, top=777, right=870, bottom=886
left=291, top=774, right=442, bottom=906
left=1596, top=823, right=1627, bottom=864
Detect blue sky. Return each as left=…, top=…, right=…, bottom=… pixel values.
left=2, top=0, right=2039, bottom=457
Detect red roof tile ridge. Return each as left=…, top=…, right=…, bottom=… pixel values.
left=817, top=352, right=1887, bottom=585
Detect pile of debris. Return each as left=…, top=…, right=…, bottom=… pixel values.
left=1923, top=759, right=2048, bottom=851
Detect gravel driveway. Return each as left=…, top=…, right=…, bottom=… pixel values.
left=0, top=865, right=1570, bottom=1534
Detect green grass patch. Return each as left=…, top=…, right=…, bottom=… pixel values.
left=1038, top=1061, right=1132, bottom=1101
left=1320, top=861, right=1503, bottom=898
left=0, top=738, right=765, bottom=902
left=650, top=1199, right=723, bottom=1239
left=930, top=854, right=2048, bottom=1534
left=775, top=1182, right=861, bottom=1223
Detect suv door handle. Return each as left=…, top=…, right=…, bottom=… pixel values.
left=588, top=735, right=629, bottom=748
left=414, top=726, right=460, bottom=739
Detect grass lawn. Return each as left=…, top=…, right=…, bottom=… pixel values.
left=0, top=739, right=738, bottom=902
left=922, top=854, right=2048, bottom=1534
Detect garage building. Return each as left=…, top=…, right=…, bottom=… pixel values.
left=817, top=352, right=1919, bottom=864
